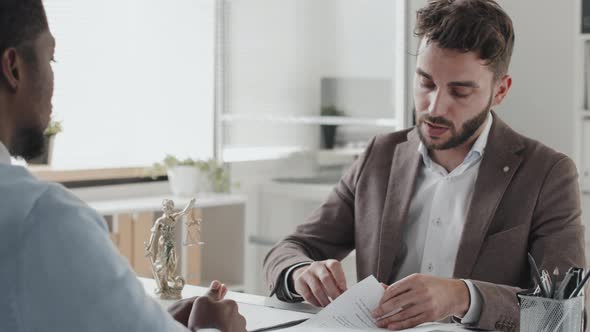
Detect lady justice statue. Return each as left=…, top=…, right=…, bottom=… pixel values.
left=144, top=198, right=203, bottom=299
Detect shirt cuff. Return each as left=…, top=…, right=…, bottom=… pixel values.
left=283, top=262, right=313, bottom=300
left=455, top=279, right=482, bottom=324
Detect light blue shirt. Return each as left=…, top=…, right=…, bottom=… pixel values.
left=0, top=142, right=190, bottom=331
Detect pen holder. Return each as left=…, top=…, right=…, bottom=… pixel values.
left=518, top=294, right=584, bottom=332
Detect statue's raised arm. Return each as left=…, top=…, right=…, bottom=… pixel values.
left=171, top=197, right=196, bottom=219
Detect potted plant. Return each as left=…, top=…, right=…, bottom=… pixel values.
left=150, top=156, right=235, bottom=196
left=320, top=105, right=345, bottom=149
left=197, top=159, right=234, bottom=193
left=27, top=120, right=63, bottom=165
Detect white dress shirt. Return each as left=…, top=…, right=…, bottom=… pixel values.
left=394, top=112, right=493, bottom=323
left=283, top=113, right=493, bottom=324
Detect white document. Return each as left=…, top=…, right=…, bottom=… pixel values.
left=297, top=275, right=384, bottom=330
left=237, top=302, right=313, bottom=331
left=284, top=276, right=469, bottom=332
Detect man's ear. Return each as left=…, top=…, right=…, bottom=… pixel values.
left=1, top=48, right=21, bottom=90
left=492, top=74, right=512, bottom=107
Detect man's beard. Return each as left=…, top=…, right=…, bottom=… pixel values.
left=417, top=94, right=492, bottom=150
left=10, top=126, right=46, bottom=161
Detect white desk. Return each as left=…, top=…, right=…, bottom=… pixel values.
left=140, top=278, right=480, bottom=332
left=86, top=193, right=247, bottom=290
left=140, top=277, right=316, bottom=331
left=88, top=193, right=247, bottom=215
left=140, top=277, right=317, bottom=313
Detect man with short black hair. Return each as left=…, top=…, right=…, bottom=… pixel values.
left=264, top=1, right=585, bottom=331
left=0, top=1, right=245, bottom=331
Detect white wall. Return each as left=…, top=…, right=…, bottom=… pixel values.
left=495, top=0, right=576, bottom=157
left=408, top=1, right=576, bottom=156
left=410, top=0, right=590, bottom=261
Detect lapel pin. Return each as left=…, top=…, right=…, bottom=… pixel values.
left=503, top=166, right=510, bottom=173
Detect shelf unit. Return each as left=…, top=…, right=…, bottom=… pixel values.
left=214, top=0, right=412, bottom=294
left=219, top=111, right=403, bottom=163
left=214, top=0, right=411, bottom=164
left=221, top=113, right=399, bottom=127
left=220, top=114, right=398, bottom=162
left=222, top=146, right=365, bottom=163
left=222, top=146, right=307, bottom=163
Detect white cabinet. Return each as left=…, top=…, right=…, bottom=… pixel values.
left=583, top=119, right=590, bottom=192
left=574, top=1, right=590, bottom=194
left=250, top=181, right=357, bottom=295
left=76, top=187, right=248, bottom=292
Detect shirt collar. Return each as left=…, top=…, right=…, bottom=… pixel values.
left=0, top=141, right=11, bottom=165
left=418, top=112, right=494, bottom=170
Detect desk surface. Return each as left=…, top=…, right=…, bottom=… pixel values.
left=140, top=278, right=481, bottom=332
left=140, top=278, right=316, bottom=331
left=140, top=277, right=315, bottom=313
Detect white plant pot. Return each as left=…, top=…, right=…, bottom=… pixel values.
left=167, top=166, right=207, bottom=197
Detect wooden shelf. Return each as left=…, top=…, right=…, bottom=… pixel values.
left=221, top=113, right=398, bottom=127
left=30, top=166, right=149, bottom=183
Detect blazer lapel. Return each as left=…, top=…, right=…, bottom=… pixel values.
left=376, top=129, right=421, bottom=282
left=453, top=115, right=525, bottom=278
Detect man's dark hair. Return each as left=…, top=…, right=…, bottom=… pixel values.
left=415, top=0, right=515, bottom=80
left=0, top=0, right=49, bottom=79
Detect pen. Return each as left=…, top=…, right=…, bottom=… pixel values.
left=550, top=267, right=559, bottom=298
left=555, top=272, right=573, bottom=300
left=569, top=270, right=590, bottom=299
left=541, top=270, right=552, bottom=298
left=248, top=318, right=309, bottom=332
left=527, top=253, right=546, bottom=297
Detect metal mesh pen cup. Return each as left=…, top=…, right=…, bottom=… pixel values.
left=518, top=294, right=584, bottom=332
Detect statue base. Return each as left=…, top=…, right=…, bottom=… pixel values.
left=155, top=287, right=183, bottom=300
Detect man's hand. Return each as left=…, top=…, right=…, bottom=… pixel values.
left=188, top=294, right=246, bottom=332
left=291, top=259, right=348, bottom=307
left=168, top=280, right=228, bottom=326
left=168, top=280, right=245, bottom=332
left=371, top=274, right=470, bottom=330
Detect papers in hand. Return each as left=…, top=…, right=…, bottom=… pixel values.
left=285, top=276, right=469, bottom=332
left=298, top=275, right=385, bottom=330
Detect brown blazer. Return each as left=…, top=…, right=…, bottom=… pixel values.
left=263, top=114, right=586, bottom=331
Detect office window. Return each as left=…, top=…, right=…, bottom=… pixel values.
left=45, top=0, right=215, bottom=169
